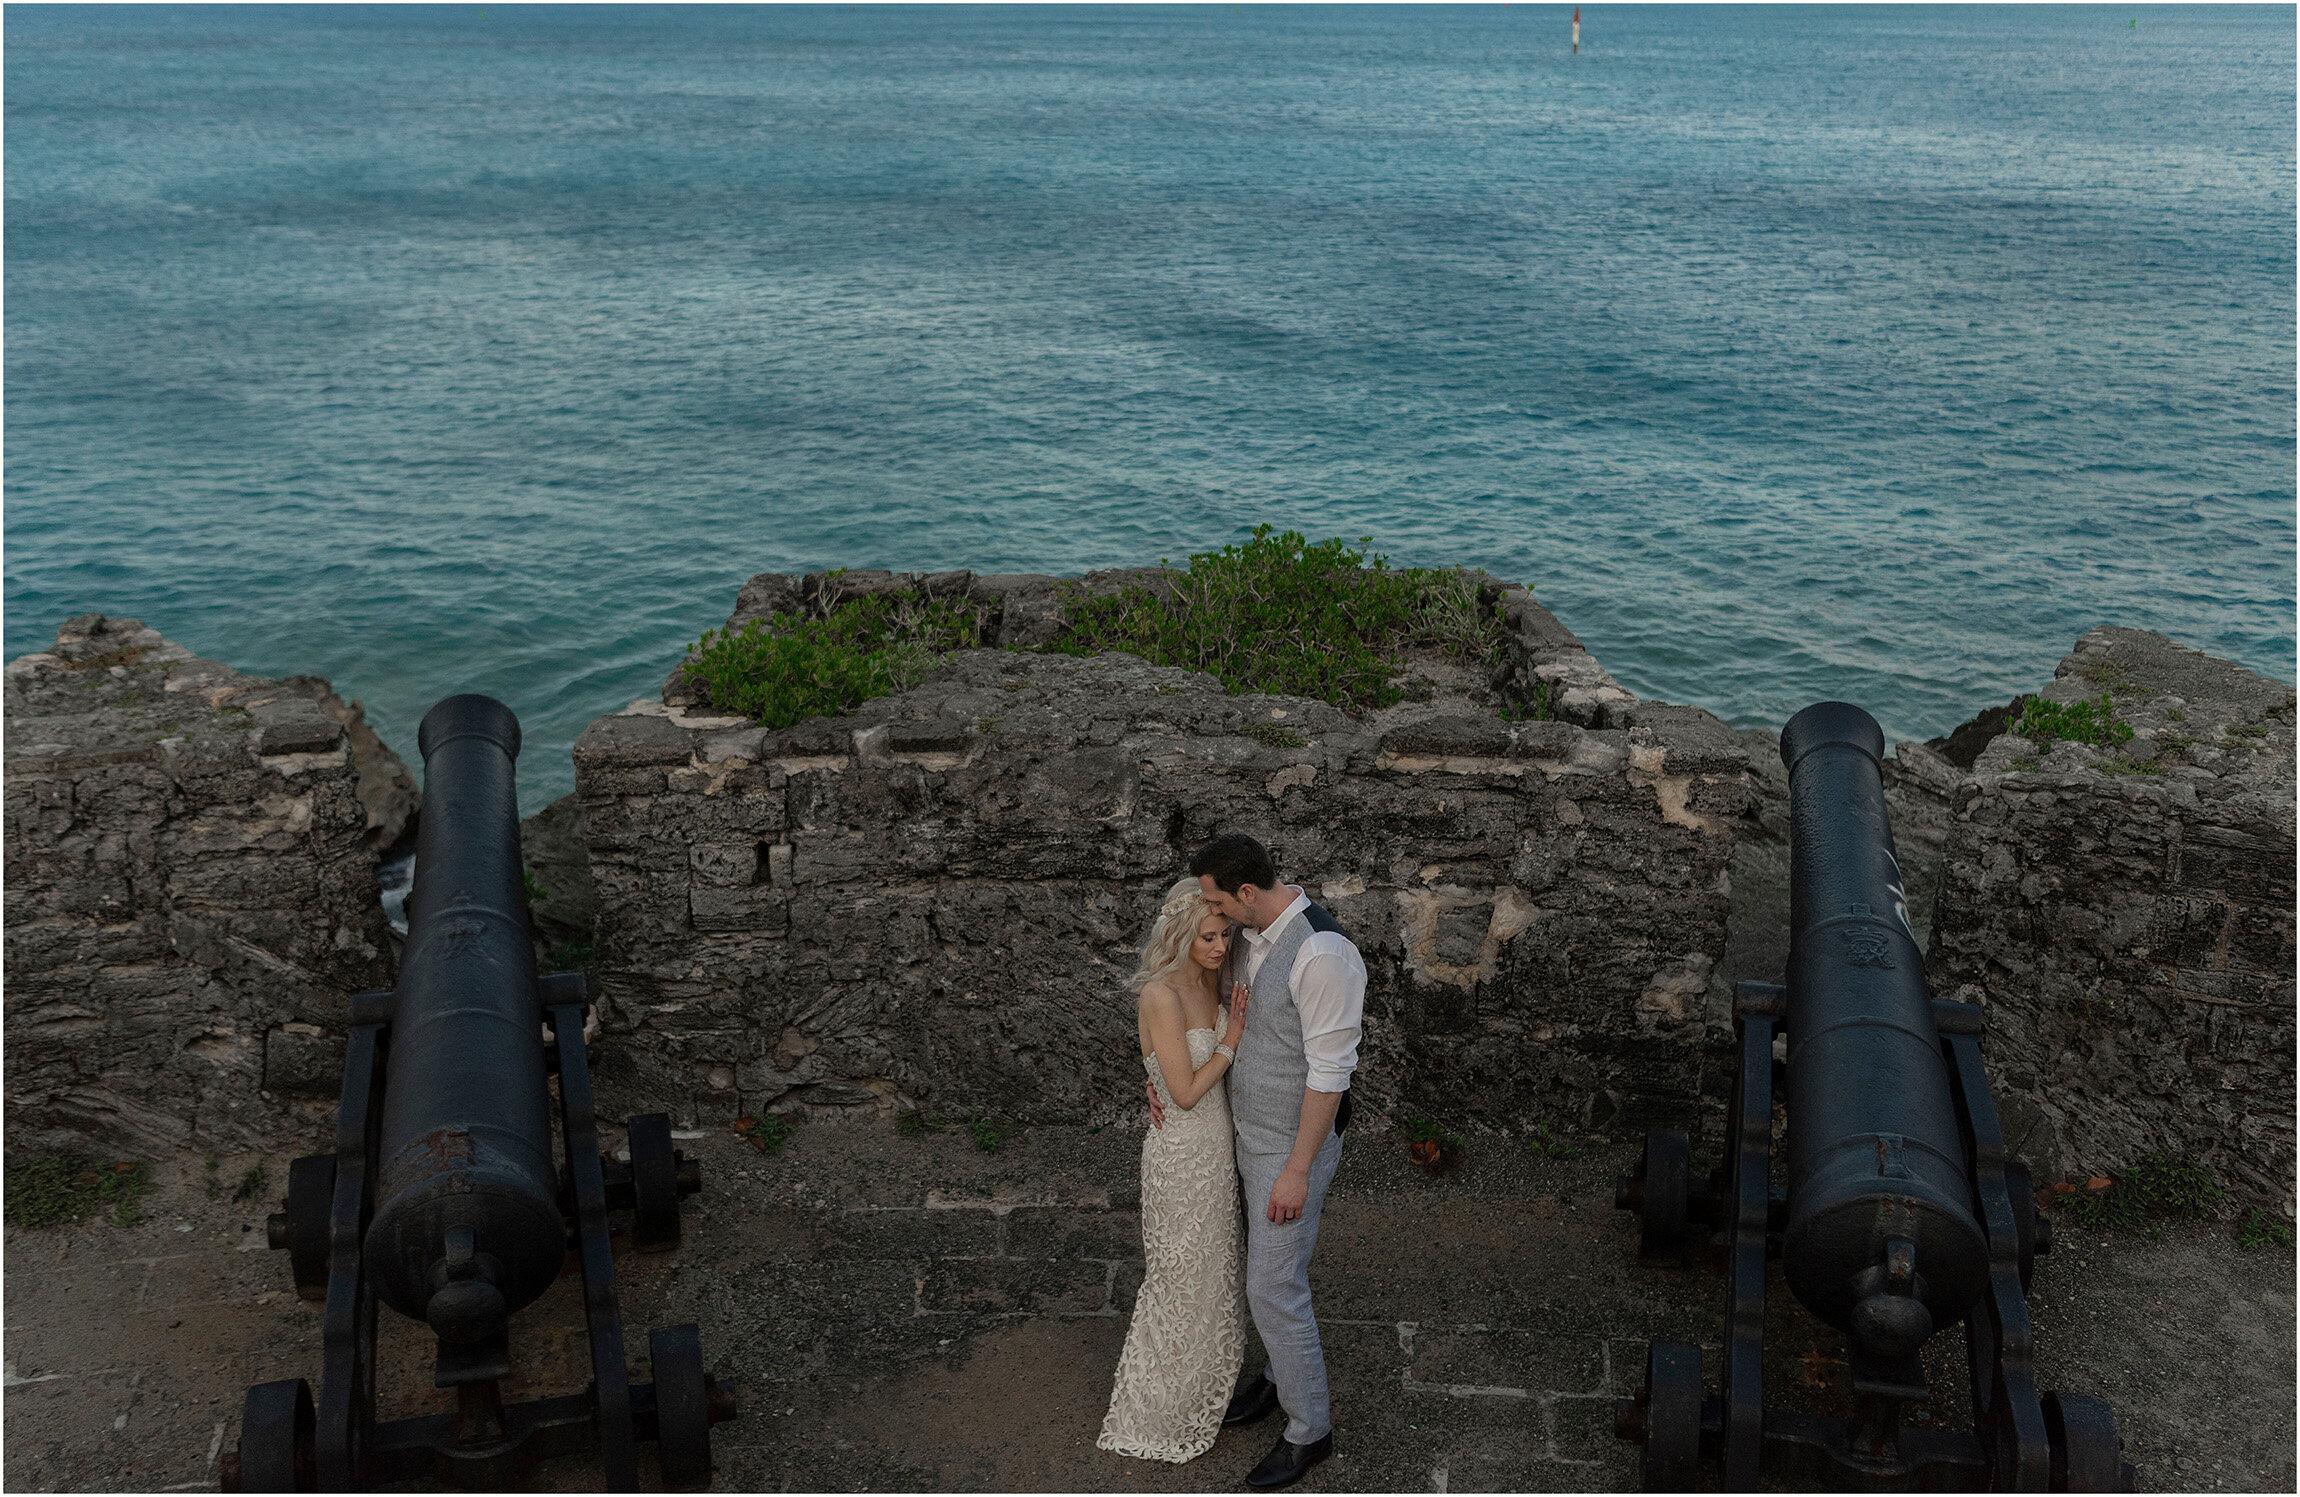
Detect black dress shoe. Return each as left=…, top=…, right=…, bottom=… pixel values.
left=1246, top=1431, right=1333, bottom=1490
left=1223, top=1374, right=1281, bottom=1427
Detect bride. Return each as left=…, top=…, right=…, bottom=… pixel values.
left=1097, top=877, right=1250, bottom=1464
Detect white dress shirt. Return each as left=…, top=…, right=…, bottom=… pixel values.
left=1240, top=890, right=1366, bottom=1094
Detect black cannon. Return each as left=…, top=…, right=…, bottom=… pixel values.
left=1612, top=702, right=2131, bottom=1492
left=224, top=695, right=735, bottom=1492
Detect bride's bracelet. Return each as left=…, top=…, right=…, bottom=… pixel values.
left=1214, top=1042, right=1237, bottom=1063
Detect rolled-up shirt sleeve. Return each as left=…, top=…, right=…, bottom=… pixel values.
left=1291, top=933, right=1365, bottom=1092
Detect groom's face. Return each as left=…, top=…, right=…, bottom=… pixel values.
left=1198, top=874, right=1255, bottom=926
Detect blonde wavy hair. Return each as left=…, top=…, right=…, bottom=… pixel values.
left=1129, top=876, right=1219, bottom=996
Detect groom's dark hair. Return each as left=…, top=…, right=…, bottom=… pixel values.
left=1188, top=833, right=1279, bottom=895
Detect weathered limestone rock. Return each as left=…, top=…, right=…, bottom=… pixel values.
left=580, top=573, right=1743, bottom=1136
left=520, top=792, right=597, bottom=955
left=4, top=616, right=397, bottom=1155
left=1928, top=628, right=2297, bottom=1212
left=279, top=676, right=422, bottom=850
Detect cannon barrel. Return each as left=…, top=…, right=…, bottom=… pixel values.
left=364, top=694, right=563, bottom=1345
left=1780, top=702, right=1987, bottom=1356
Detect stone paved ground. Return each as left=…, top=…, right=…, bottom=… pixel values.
left=4, top=1119, right=2292, bottom=1493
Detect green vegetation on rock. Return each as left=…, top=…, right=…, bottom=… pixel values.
left=677, top=532, right=1520, bottom=729
left=2012, top=694, right=2133, bottom=751
left=1523, top=1123, right=1577, bottom=1160
left=968, top=1113, right=1022, bottom=1153
left=1501, top=683, right=1555, bottom=723
left=545, top=941, right=597, bottom=972
left=1242, top=721, right=1308, bottom=749
left=1402, top=1115, right=1464, bottom=1151
left=2057, top=1153, right=2222, bottom=1236
left=2236, top=1208, right=2294, bottom=1251
left=5, top=1154, right=152, bottom=1230
left=682, top=591, right=990, bottom=729
left=740, top=1114, right=797, bottom=1155
left=1050, top=528, right=1508, bottom=710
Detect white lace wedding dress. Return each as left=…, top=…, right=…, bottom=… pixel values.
left=1097, top=1026, right=1246, bottom=1463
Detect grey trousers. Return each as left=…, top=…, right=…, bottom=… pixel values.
left=1237, top=1129, right=1346, bottom=1445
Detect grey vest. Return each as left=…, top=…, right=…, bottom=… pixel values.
left=1227, top=900, right=1356, bottom=1158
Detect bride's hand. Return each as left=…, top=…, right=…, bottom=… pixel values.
left=1225, top=983, right=1249, bottom=1043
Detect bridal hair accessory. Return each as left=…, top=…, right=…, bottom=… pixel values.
left=1158, top=886, right=1206, bottom=922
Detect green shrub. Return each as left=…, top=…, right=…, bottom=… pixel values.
left=232, top=1162, right=270, bottom=1206
left=968, top=1114, right=1020, bottom=1153
left=2236, top=1208, right=2294, bottom=1251
left=2013, top=694, right=2133, bottom=750
left=5, top=1155, right=152, bottom=1230
left=682, top=592, right=990, bottom=728
left=1402, top=1115, right=1463, bottom=1151
left=1412, top=570, right=1510, bottom=666
left=1501, top=682, right=1554, bottom=723
left=895, top=1108, right=946, bottom=1137
left=1524, top=1123, right=1577, bottom=1160
left=1050, top=528, right=1508, bottom=711
left=679, top=537, right=1519, bottom=728
left=740, top=1114, right=797, bottom=1156
left=2058, top=1154, right=2222, bottom=1235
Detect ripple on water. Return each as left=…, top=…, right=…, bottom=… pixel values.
left=3, top=3, right=2293, bottom=809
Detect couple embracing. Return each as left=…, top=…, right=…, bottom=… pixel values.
left=1097, top=833, right=1364, bottom=1490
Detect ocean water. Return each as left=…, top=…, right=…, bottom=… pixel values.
left=7, top=3, right=2292, bottom=813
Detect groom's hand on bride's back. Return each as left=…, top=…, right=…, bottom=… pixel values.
left=1144, top=1077, right=1165, bottom=1128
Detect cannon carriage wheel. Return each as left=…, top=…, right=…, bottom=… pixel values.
left=1632, top=1340, right=1705, bottom=1491
left=627, top=1114, right=686, bottom=1251
left=648, top=1324, right=717, bottom=1490
left=2043, top=1391, right=2134, bottom=1492
left=1618, top=1130, right=1694, bottom=1265
left=224, top=1378, right=315, bottom=1493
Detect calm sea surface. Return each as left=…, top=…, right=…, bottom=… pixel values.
left=8, top=4, right=2293, bottom=812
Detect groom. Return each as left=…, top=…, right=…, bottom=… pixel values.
left=1150, top=832, right=1365, bottom=1489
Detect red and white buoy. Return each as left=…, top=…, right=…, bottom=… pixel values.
left=1572, top=6, right=1580, bottom=54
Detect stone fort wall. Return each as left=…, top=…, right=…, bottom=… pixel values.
left=573, top=569, right=1750, bottom=1136
left=14, top=594, right=2285, bottom=1217
left=3, top=616, right=395, bottom=1155
left=1926, top=627, right=2296, bottom=1212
